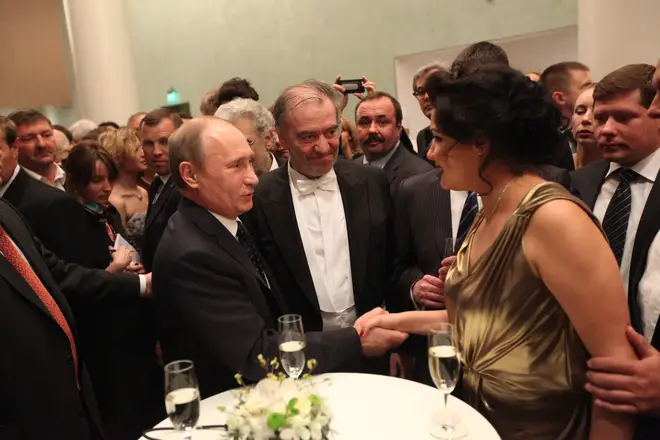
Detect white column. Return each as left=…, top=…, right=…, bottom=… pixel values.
left=63, top=0, right=140, bottom=123
left=579, top=0, right=660, bottom=80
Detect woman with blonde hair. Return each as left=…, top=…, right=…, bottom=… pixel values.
left=99, top=127, right=149, bottom=253
left=340, top=116, right=361, bottom=159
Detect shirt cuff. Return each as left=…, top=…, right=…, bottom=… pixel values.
left=138, top=274, right=147, bottom=296
left=410, top=281, right=424, bottom=311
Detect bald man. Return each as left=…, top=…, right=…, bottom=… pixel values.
left=153, top=117, right=407, bottom=396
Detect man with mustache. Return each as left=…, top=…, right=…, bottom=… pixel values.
left=355, top=91, right=432, bottom=197
left=570, top=63, right=660, bottom=440
left=243, top=80, right=403, bottom=349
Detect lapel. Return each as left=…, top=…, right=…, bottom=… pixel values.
left=0, top=208, right=76, bottom=331
left=434, top=170, right=453, bottom=253
left=146, top=178, right=175, bottom=229
left=575, top=160, right=610, bottom=209
left=629, top=169, right=660, bottom=343
left=259, top=166, right=319, bottom=309
left=383, top=145, right=405, bottom=180
left=1, top=167, right=30, bottom=206
left=335, top=160, right=370, bottom=300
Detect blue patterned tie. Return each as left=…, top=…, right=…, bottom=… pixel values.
left=602, top=169, right=637, bottom=266
left=456, top=191, right=479, bottom=251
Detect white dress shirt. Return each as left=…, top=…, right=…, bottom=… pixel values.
left=269, top=153, right=279, bottom=171
left=288, top=163, right=355, bottom=331
left=0, top=166, right=20, bottom=198
left=152, top=174, right=171, bottom=203
left=363, top=142, right=400, bottom=168
left=593, top=148, right=660, bottom=341
left=449, top=190, right=468, bottom=243
left=209, top=211, right=239, bottom=237
left=23, top=164, right=66, bottom=191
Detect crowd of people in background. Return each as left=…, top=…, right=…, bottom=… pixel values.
left=2, top=40, right=660, bottom=440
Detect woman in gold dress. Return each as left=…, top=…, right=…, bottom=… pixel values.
left=364, top=67, right=636, bottom=439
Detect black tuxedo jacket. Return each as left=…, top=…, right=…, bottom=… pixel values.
left=392, top=169, right=452, bottom=306
left=572, top=160, right=660, bottom=440
left=143, top=177, right=181, bottom=272
left=416, top=126, right=434, bottom=164
left=153, top=198, right=362, bottom=397
left=0, top=200, right=140, bottom=440
left=242, top=160, right=397, bottom=332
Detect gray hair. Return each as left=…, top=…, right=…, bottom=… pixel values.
left=214, top=98, right=274, bottom=139
left=412, top=63, right=445, bottom=90
left=69, top=119, right=98, bottom=141
left=168, top=118, right=208, bottom=189
left=272, top=79, right=342, bottom=129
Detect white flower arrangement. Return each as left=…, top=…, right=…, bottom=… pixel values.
left=219, top=356, right=333, bottom=440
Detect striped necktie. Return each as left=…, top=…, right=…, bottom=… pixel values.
left=456, top=191, right=479, bottom=251
left=602, top=168, right=637, bottom=266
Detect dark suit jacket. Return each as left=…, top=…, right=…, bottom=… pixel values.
left=416, top=126, right=434, bottom=164
left=242, top=160, right=397, bottom=332
left=2, top=168, right=97, bottom=264
left=383, top=145, right=434, bottom=197
left=143, top=177, right=181, bottom=272
left=153, top=197, right=362, bottom=397
left=0, top=199, right=139, bottom=440
left=571, top=160, right=660, bottom=439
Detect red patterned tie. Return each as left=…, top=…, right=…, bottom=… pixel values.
left=0, top=225, right=80, bottom=389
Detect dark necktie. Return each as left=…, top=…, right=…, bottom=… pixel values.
left=602, top=168, right=637, bottom=266
left=0, top=225, right=80, bottom=389
left=456, top=191, right=479, bottom=251
left=149, top=176, right=164, bottom=204
left=236, top=221, right=268, bottom=285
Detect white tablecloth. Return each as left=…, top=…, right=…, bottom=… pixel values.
left=144, top=373, right=500, bottom=440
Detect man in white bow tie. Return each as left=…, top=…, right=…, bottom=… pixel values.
left=242, top=80, right=401, bottom=353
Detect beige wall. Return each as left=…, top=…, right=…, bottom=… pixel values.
left=0, top=0, right=72, bottom=108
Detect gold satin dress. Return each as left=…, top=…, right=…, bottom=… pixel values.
left=445, top=182, right=595, bottom=440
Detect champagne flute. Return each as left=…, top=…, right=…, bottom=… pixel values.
left=165, top=360, right=201, bottom=439
left=428, top=324, right=467, bottom=439
left=278, top=314, right=306, bottom=379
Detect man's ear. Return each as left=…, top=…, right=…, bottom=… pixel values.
left=552, top=91, right=566, bottom=107
left=179, top=162, right=199, bottom=189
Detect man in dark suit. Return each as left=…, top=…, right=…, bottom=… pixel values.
left=153, top=117, right=407, bottom=397
left=0, top=121, right=149, bottom=439
left=412, top=64, right=445, bottom=162
left=570, top=64, right=660, bottom=440
left=355, top=91, right=433, bottom=197
left=140, top=108, right=183, bottom=272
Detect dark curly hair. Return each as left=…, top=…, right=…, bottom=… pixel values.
left=213, top=77, right=260, bottom=108
left=426, top=66, right=562, bottom=190
left=64, top=140, right=118, bottom=196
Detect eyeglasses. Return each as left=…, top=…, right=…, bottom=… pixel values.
left=412, top=88, right=427, bottom=98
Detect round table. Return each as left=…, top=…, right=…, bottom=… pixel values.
left=144, top=373, right=500, bottom=440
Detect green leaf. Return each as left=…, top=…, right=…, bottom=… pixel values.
left=218, top=406, right=227, bottom=412
left=267, top=412, right=286, bottom=431
left=286, top=397, right=299, bottom=413
left=309, top=395, right=322, bottom=406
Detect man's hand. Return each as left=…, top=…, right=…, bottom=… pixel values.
left=586, top=325, right=660, bottom=415
left=360, top=327, right=408, bottom=357
left=438, top=256, right=456, bottom=282
left=412, top=275, right=444, bottom=309
left=333, top=75, right=377, bottom=111
left=143, top=272, right=153, bottom=298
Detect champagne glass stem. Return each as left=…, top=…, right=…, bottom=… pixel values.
left=442, top=392, right=455, bottom=433
left=183, top=426, right=193, bottom=439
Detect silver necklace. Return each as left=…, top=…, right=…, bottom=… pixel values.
left=481, top=178, right=516, bottom=221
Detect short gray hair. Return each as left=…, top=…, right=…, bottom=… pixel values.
left=272, top=80, right=342, bottom=129
left=412, top=63, right=445, bottom=90
left=69, top=119, right=98, bottom=141
left=214, top=98, right=274, bottom=139
left=168, top=118, right=207, bottom=189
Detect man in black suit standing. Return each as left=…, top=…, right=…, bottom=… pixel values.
left=153, top=117, right=407, bottom=397
left=412, top=64, right=444, bottom=162
left=0, top=122, right=151, bottom=439
left=140, top=108, right=183, bottom=272
left=355, top=91, right=433, bottom=197
left=570, top=64, right=660, bottom=440
left=243, top=80, right=401, bottom=338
